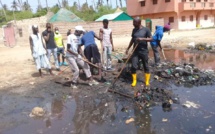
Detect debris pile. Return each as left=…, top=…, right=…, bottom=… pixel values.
left=153, top=62, right=215, bottom=87
left=188, top=42, right=215, bottom=52
left=134, top=87, right=179, bottom=110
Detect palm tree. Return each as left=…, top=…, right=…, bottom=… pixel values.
left=45, top=0, right=48, bottom=11
left=3, top=4, right=7, bottom=10
left=22, top=1, right=31, bottom=11
left=0, top=0, right=7, bottom=20
left=119, top=0, right=122, bottom=8
left=37, top=0, right=42, bottom=10
left=11, top=0, right=18, bottom=11
left=62, top=0, right=69, bottom=8
left=106, top=0, right=109, bottom=6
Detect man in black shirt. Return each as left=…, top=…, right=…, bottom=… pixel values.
left=125, top=17, right=152, bottom=88
left=42, top=23, right=60, bottom=71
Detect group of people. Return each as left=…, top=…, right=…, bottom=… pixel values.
left=29, top=17, right=170, bottom=89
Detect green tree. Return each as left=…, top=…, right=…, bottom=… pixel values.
left=11, top=0, right=18, bottom=11
left=50, top=4, right=60, bottom=14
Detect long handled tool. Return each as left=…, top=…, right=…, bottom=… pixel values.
left=111, top=44, right=139, bottom=88
left=161, top=48, right=166, bottom=60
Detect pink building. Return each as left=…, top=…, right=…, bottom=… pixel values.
left=127, top=0, right=215, bottom=30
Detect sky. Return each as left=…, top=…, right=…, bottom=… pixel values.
left=1, top=0, right=126, bottom=12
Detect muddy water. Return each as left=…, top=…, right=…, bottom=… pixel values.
left=149, top=49, right=215, bottom=70
left=1, top=50, right=215, bottom=134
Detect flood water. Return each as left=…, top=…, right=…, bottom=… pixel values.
left=1, top=49, right=215, bottom=134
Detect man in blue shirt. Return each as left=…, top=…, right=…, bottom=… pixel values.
left=150, top=25, right=170, bottom=66
left=78, top=28, right=104, bottom=81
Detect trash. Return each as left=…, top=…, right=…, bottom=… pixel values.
left=154, top=75, right=159, bottom=80
left=162, top=118, right=168, bottom=122
left=125, top=118, right=135, bottom=124
left=105, top=103, right=108, bottom=107
left=29, top=82, right=35, bottom=85
left=188, top=42, right=195, bottom=48
left=182, top=101, right=200, bottom=109
left=29, top=107, right=45, bottom=117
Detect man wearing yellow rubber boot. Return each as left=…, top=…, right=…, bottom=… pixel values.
left=125, top=17, right=152, bottom=88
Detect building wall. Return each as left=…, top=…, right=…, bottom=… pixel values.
left=141, top=12, right=178, bottom=29
left=178, top=11, right=197, bottom=29
left=127, top=0, right=178, bottom=16
left=127, top=0, right=215, bottom=29
left=199, top=10, right=214, bottom=28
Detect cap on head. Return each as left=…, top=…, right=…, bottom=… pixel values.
left=75, top=26, right=85, bottom=32
left=164, top=24, right=170, bottom=31
left=32, top=25, right=38, bottom=28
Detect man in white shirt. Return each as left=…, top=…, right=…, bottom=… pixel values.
left=66, top=26, right=99, bottom=88
left=99, top=19, right=114, bottom=70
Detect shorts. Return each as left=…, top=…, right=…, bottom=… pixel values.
left=84, top=44, right=101, bottom=64
left=57, top=47, right=65, bottom=56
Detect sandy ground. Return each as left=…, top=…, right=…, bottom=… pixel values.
left=0, top=28, right=215, bottom=89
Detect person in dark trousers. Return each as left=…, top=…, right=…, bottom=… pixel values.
left=125, top=17, right=152, bottom=88
left=150, top=25, right=170, bottom=66
left=42, top=23, right=60, bottom=71
left=78, top=27, right=105, bottom=81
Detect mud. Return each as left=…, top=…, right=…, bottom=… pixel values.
left=0, top=49, right=215, bottom=134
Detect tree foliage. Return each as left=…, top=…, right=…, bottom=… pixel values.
left=0, top=0, right=127, bottom=26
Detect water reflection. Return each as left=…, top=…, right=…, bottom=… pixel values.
left=149, top=49, right=215, bottom=70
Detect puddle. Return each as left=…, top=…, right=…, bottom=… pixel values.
left=149, top=49, right=215, bottom=70
left=1, top=49, right=215, bottom=134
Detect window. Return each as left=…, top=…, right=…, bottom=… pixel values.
left=182, top=0, right=186, bottom=2
left=153, top=0, right=157, bottom=5
left=190, top=0, right=193, bottom=1
left=204, top=15, right=208, bottom=20
left=210, top=3, right=214, bottom=7
left=204, top=0, right=208, bottom=2
left=182, top=16, right=186, bottom=22
left=190, top=15, right=193, bottom=21
left=201, top=2, right=206, bottom=7
left=140, top=1, right=145, bottom=7
left=190, top=3, right=196, bottom=7
left=165, top=0, right=170, bottom=2
left=196, top=0, right=201, bottom=2
left=169, top=17, right=174, bottom=23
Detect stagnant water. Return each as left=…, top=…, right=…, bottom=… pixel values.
left=1, top=50, right=215, bottom=134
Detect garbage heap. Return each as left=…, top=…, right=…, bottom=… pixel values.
left=188, top=42, right=215, bottom=52
left=153, top=62, right=215, bottom=87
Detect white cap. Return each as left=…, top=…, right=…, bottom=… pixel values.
left=32, top=25, right=38, bottom=28
left=75, top=25, right=85, bottom=32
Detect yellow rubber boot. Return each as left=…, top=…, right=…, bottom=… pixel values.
left=145, top=73, right=151, bottom=86
left=131, top=73, right=137, bottom=87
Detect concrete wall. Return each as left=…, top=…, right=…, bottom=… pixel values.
left=11, top=18, right=164, bottom=46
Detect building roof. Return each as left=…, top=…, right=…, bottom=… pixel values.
left=95, top=12, right=132, bottom=22
left=48, top=8, right=84, bottom=23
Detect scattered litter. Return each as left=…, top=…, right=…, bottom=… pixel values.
left=125, top=118, right=135, bottom=124
left=162, top=118, right=168, bottom=122
left=105, top=103, right=108, bottom=107
left=29, top=107, right=45, bottom=117
left=182, top=101, right=200, bottom=109
left=29, top=82, right=35, bottom=85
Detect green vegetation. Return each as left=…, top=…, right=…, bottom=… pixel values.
left=0, top=1, right=127, bottom=26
